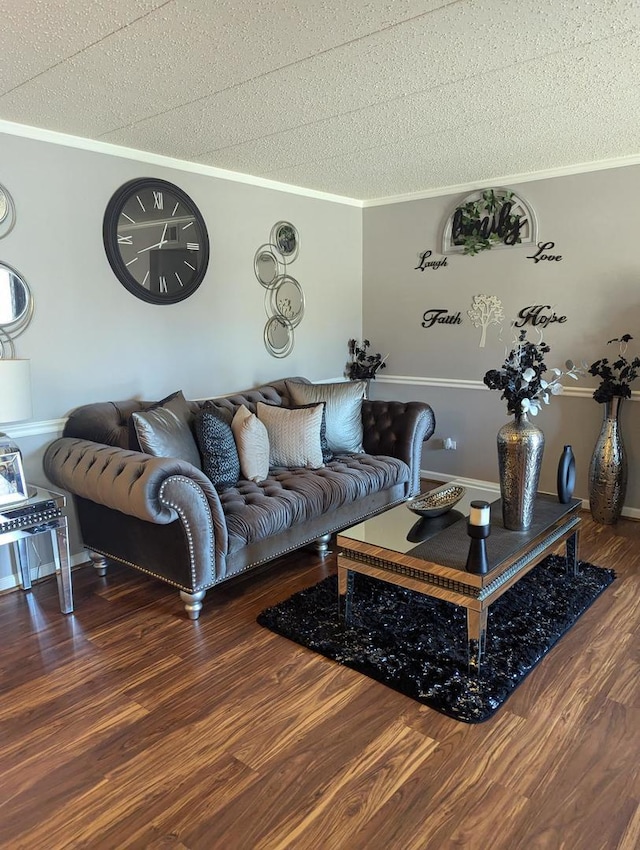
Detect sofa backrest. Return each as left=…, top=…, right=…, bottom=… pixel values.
left=62, top=377, right=311, bottom=450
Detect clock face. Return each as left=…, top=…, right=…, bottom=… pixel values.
left=103, top=178, right=210, bottom=304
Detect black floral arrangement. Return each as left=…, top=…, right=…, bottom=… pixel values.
left=483, top=330, right=581, bottom=418
left=588, top=334, right=640, bottom=403
left=346, top=339, right=388, bottom=381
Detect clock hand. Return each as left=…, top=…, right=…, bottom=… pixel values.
left=137, top=222, right=169, bottom=254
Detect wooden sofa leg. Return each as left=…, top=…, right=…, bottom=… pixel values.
left=89, top=551, right=108, bottom=576
left=314, top=533, right=332, bottom=557
left=180, top=590, right=206, bottom=620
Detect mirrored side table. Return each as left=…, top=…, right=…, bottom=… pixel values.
left=1, top=486, right=73, bottom=614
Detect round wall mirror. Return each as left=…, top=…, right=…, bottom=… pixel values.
left=0, top=263, right=33, bottom=357
left=254, top=244, right=285, bottom=288
left=269, top=275, right=305, bottom=328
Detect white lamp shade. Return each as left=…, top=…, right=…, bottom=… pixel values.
left=0, top=358, right=32, bottom=424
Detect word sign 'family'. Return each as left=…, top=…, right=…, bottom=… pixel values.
left=422, top=309, right=462, bottom=328
left=526, top=241, right=563, bottom=263
left=415, top=250, right=448, bottom=271
left=514, top=305, right=567, bottom=329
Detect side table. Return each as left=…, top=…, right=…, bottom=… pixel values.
left=1, top=486, right=73, bottom=614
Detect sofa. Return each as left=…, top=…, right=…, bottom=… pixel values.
left=43, top=377, right=435, bottom=619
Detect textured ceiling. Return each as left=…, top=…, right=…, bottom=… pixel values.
left=1, top=0, right=639, bottom=201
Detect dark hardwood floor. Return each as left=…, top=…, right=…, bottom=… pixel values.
left=1, top=508, right=639, bottom=849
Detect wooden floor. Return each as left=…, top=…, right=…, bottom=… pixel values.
left=1, top=510, right=639, bottom=850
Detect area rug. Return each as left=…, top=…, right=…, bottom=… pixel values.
left=257, top=555, right=615, bottom=723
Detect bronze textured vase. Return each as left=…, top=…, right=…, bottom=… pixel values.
left=497, top=414, right=545, bottom=531
left=589, top=396, right=626, bottom=525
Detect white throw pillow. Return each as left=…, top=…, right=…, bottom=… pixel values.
left=231, top=405, right=270, bottom=482
left=256, top=402, right=324, bottom=468
left=285, top=380, right=367, bottom=453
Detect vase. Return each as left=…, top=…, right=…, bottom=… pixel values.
left=557, top=445, right=576, bottom=504
left=497, top=414, right=545, bottom=531
left=588, top=396, right=627, bottom=525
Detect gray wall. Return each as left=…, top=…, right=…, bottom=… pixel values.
left=363, top=166, right=640, bottom=515
left=0, top=130, right=362, bottom=589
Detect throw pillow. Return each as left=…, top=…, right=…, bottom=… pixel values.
left=194, top=408, right=241, bottom=490
left=128, top=389, right=183, bottom=452
left=131, top=391, right=202, bottom=469
left=231, top=404, right=270, bottom=482
left=285, top=380, right=367, bottom=454
left=256, top=402, right=324, bottom=468
left=291, top=402, right=333, bottom=463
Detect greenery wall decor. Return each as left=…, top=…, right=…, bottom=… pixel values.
left=441, top=188, right=537, bottom=256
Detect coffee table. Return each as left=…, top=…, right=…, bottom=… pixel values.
left=337, top=482, right=582, bottom=673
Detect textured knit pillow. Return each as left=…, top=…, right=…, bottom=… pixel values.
left=285, top=380, right=366, bottom=453
left=131, top=390, right=202, bottom=469
left=256, top=402, right=324, bottom=468
left=194, top=408, right=240, bottom=489
left=292, top=402, right=333, bottom=463
left=231, top=404, right=270, bottom=482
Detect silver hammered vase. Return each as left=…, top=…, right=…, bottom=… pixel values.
left=588, top=396, right=627, bottom=525
left=497, top=414, right=545, bottom=531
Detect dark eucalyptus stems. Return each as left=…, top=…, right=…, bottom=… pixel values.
left=483, top=330, right=581, bottom=418
left=346, top=339, right=388, bottom=381
left=588, top=334, right=640, bottom=403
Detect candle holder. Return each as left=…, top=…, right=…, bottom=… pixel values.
left=465, top=500, right=491, bottom=575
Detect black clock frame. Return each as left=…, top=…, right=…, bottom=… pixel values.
left=103, top=177, right=210, bottom=305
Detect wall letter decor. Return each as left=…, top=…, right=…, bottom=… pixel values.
left=441, top=188, right=538, bottom=256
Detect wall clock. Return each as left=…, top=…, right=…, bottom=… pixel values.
left=103, top=178, right=210, bottom=304
left=0, top=183, right=16, bottom=238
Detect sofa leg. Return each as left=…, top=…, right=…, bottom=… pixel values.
left=314, top=533, right=332, bottom=557
left=180, top=589, right=206, bottom=620
left=89, top=551, right=108, bottom=577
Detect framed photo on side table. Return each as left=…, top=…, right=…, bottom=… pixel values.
left=0, top=450, right=28, bottom=505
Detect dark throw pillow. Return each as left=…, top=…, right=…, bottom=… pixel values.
left=194, top=407, right=241, bottom=490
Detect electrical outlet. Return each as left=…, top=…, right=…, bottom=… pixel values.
left=443, top=437, right=457, bottom=450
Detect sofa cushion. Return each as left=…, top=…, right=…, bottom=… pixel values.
left=285, top=380, right=366, bottom=454
left=231, top=405, right=270, bottom=482
left=219, top=453, right=410, bottom=551
left=256, top=401, right=324, bottom=469
left=194, top=407, right=241, bottom=490
left=130, top=391, right=202, bottom=469
left=292, top=402, right=333, bottom=463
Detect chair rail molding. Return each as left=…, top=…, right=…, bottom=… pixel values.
left=376, top=375, right=639, bottom=400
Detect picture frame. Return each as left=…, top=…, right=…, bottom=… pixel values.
left=0, top=450, right=28, bottom=505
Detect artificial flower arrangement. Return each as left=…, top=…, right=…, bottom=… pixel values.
left=483, top=329, right=582, bottom=417
left=345, top=339, right=388, bottom=381
left=588, top=334, right=640, bottom=403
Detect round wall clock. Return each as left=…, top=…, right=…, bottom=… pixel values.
left=103, top=178, right=210, bottom=304
left=0, top=183, right=16, bottom=238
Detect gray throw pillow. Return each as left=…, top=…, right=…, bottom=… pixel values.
left=131, top=391, right=202, bottom=469
left=194, top=408, right=240, bottom=489
left=285, top=380, right=367, bottom=454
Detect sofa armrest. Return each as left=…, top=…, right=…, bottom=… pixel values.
left=43, top=438, right=229, bottom=554
left=361, top=400, right=436, bottom=495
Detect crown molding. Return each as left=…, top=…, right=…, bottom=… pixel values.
left=361, top=154, right=640, bottom=207
left=0, top=119, right=362, bottom=207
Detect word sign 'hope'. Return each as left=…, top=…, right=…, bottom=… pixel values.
left=527, top=241, right=563, bottom=263
left=514, top=305, right=567, bottom=329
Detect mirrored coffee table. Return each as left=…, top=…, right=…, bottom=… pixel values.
left=337, top=482, right=582, bottom=673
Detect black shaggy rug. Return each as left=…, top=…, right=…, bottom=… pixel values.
left=257, top=555, right=615, bottom=723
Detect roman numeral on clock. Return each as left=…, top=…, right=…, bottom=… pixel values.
left=187, top=242, right=199, bottom=251
left=118, top=235, right=133, bottom=244
left=159, top=276, right=168, bottom=293
left=153, top=191, right=163, bottom=210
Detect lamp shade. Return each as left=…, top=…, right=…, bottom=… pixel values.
left=0, top=358, right=32, bottom=424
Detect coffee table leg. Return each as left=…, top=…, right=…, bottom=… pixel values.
left=566, top=530, right=579, bottom=576
left=467, top=608, right=488, bottom=675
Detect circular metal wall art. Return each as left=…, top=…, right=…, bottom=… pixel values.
left=254, top=243, right=285, bottom=288
left=270, top=221, right=299, bottom=261
left=264, top=315, right=294, bottom=358
left=268, top=274, right=305, bottom=328
left=0, top=184, right=16, bottom=238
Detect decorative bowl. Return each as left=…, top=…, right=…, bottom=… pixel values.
left=406, top=484, right=466, bottom=518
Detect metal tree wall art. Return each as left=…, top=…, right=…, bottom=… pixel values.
left=467, top=294, right=504, bottom=347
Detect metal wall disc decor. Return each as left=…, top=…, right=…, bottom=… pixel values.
left=271, top=221, right=299, bottom=262
left=0, top=262, right=34, bottom=358
left=0, top=184, right=16, bottom=238
left=254, top=243, right=285, bottom=288
left=269, top=274, right=304, bottom=327
left=264, top=315, right=294, bottom=358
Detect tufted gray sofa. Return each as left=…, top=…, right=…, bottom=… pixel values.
left=43, top=377, right=435, bottom=619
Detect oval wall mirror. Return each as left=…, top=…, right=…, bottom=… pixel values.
left=254, top=244, right=285, bottom=289
left=264, top=315, right=294, bottom=358
left=271, top=221, right=299, bottom=261
left=0, top=263, right=33, bottom=357
left=269, top=275, right=305, bottom=328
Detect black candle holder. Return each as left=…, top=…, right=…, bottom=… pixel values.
left=465, top=501, right=491, bottom=575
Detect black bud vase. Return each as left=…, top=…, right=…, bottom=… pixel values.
left=557, top=444, right=576, bottom=503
